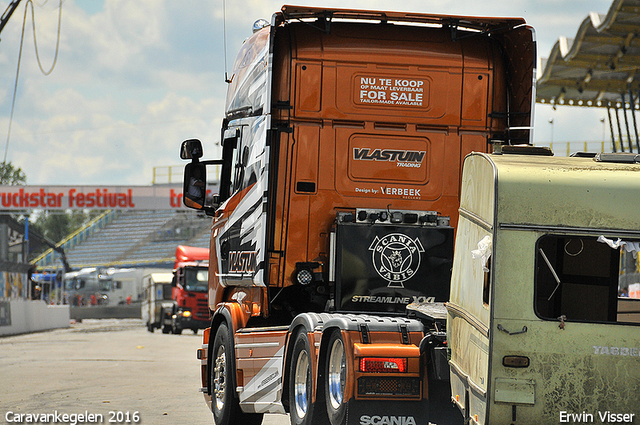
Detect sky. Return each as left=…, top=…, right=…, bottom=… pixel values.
left=0, top=0, right=616, bottom=186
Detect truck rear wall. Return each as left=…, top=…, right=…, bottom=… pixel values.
left=269, top=22, right=517, bottom=286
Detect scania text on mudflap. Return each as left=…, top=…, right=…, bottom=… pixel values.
left=179, top=5, right=534, bottom=425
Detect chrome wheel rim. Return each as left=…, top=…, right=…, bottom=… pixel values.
left=327, top=338, right=346, bottom=410
left=293, top=349, right=310, bottom=419
left=213, top=345, right=226, bottom=411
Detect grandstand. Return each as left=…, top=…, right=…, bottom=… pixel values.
left=34, top=209, right=211, bottom=271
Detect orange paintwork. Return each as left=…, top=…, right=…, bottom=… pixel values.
left=267, top=15, right=528, bottom=290
left=353, top=343, right=420, bottom=359
left=199, top=328, right=211, bottom=405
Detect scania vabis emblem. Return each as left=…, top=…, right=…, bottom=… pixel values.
left=369, top=233, right=424, bottom=287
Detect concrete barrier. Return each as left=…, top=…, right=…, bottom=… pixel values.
left=70, top=303, right=141, bottom=321
left=0, top=299, right=70, bottom=336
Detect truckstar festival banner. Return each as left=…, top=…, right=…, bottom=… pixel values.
left=0, top=184, right=219, bottom=210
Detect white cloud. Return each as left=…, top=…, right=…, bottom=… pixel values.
left=0, top=0, right=625, bottom=184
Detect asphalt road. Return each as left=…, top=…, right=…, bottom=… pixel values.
left=0, top=319, right=289, bottom=425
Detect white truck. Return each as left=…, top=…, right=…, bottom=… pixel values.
left=63, top=268, right=110, bottom=306
left=103, top=267, right=167, bottom=305
left=447, top=148, right=640, bottom=424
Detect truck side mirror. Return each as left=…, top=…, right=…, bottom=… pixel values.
left=183, top=161, right=207, bottom=210
left=180, top=139, right=203, bottom=160
left=180, top=138, right=224, bottom=214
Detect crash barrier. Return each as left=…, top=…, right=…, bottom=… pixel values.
left=69, top=303, right=141, bottom=321
left=0, top=299, right=69, bottom=336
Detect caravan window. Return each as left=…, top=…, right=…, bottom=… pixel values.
left=535, top=235, right=640, bottom=325
left=162, top=284, right=173, bottom=300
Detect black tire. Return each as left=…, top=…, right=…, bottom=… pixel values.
left=160, top=309, right=172, bottom=334
left=172, top=320, right=183, bottom=335
left=147, top=322, right=154, bottom=333
left=211, top=323, right=263, bottom=425
left=289, top=331, right=316, bottom=425
left=325, top=331, right=348, bottom=425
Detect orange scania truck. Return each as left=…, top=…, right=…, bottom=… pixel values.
left=179, top=6, right=534, bottom=425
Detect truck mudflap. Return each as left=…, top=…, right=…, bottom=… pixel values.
left=334, top=212, right=454, bottom=316
left=345, top=391, right=463, bottom=425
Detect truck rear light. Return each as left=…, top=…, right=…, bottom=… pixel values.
left=360, top=357, right=407, bottom=373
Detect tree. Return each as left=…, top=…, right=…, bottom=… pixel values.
left=30, top=210, right=99, bottom=244
left=0, top=161, right=26, bottom=185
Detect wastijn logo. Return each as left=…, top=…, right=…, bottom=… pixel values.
left=369, top=233, right=424, bottom=288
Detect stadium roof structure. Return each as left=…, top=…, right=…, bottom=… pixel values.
left=536, top=0, right=640, bottom=151
left=537, top=0, right=640, bottom=108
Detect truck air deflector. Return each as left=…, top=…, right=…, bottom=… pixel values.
left=278, top=5, right=526, bottom=33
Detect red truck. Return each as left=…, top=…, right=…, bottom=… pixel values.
left=166, top=245, right=210, bottom=334
left=180, top=5, right=534, bottom=425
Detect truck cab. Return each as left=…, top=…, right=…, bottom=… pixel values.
left=170, top=259, right=209, bottom=334
left=160, top=245, right=210, bottom=335
left=180, top=6, right=535, bottom=425
left=63, top=267, right=110, bottom=306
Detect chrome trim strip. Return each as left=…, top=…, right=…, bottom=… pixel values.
left=459, top=208, right=493, bottom=232
left=499, top=223, right=640, bottom=238
left=446, top=302, right=489, bottom=338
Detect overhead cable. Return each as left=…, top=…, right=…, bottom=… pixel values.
left=4, top=0, right=62, bottom=164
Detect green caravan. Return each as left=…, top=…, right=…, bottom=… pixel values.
left=447, top=148, right=640, bottom=424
